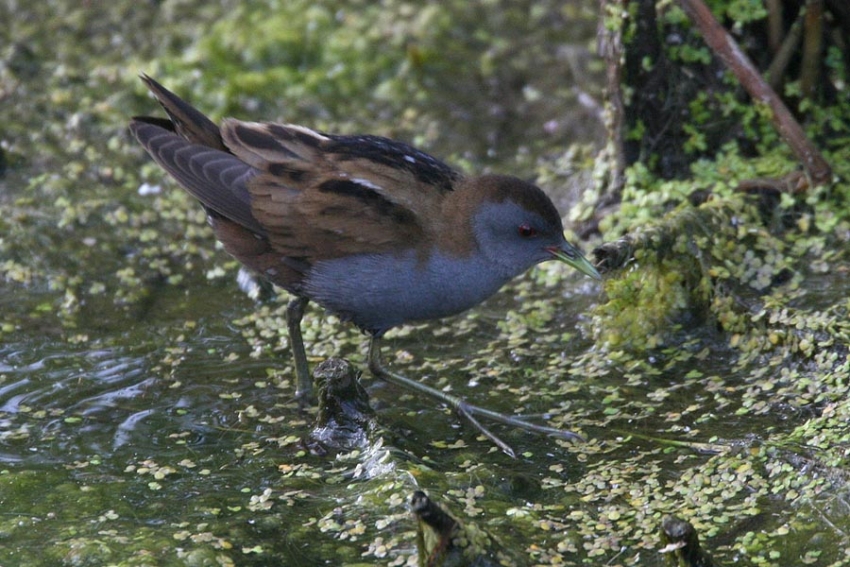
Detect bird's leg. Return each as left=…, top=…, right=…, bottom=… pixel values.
left=286, top=296, right=313, bottom=404
left=367, top=337, right=583, bottom=458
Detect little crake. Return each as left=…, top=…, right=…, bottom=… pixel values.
left=130, top=75, right=600, bottom=456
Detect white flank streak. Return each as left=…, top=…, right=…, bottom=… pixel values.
left=351, top=177, right=385, bottom=192
left=283, top=123, right=329, bottom=141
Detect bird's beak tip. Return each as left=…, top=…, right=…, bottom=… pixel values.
left=548, top=245, right=602, bottom=280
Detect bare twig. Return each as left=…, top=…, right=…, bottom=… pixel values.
left=766, top=0, right=784, bottom=54
left=801, top=0, right=824, bottom=100
left=678, top=0, right=832, bottom=186
left=765, top=13, right=804, bottom=92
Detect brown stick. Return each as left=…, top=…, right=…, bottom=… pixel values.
left=765, top=13, right=804, bottom=92
left=597, top=0, right=627, bottom=196
left=766, top=0, right=784, bottom=54
left=678, top=0, right=832, bottom=186
left=800, top=0, right=824, bottom=100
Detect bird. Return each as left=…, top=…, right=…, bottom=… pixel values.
left=129, top=75, right=600, bottom=456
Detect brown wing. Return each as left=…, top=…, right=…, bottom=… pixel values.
left=131, top=76, right=464, bottom=287
left=131, top=75, right=264, bottom=234
left=138, top=74, right=225, bottom=150
left=220, top=120, right=463, bottom=260
left=130, top=119, right=265, bottom=235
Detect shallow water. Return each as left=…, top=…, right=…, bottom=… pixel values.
left=2, top=268, right=844, bottom=565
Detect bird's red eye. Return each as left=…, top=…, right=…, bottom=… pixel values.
left=518, top=224, right=537, bottom=238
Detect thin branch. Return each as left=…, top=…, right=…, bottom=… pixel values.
left=801, top=0, right=824, bottom=100
left=765, top=12, right=804, bottom=92
left=678, top=0, right=832, bottom=186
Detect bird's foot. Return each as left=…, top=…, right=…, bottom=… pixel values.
left=367, top=339, right=583, bottom=458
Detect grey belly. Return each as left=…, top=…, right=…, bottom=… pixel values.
left=303, top=251, right=508, bottom=335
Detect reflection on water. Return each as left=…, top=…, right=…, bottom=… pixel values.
left=1, top=342, right=152, bottom=464
left=0, top=325, right=430, bottom=566
left=0, top=335, right=277, bottom=467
